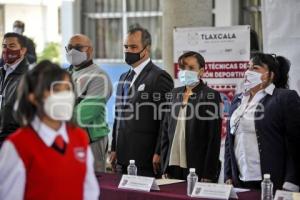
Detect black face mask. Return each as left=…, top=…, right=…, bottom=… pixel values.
left=125, top=46, right=147, bottom=65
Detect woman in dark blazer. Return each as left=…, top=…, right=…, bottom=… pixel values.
left=161, top=51, right=222, bottom=182
left=224, top=53, right=300, bottom=191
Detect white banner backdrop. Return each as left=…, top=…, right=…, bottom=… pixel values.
left=173, top=26, right=250, bottom=183
left=173, top=25, right=250, bottom=91
left=262, top=0, right=300, bottom=94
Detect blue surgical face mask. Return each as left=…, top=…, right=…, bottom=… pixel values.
left=178, top=70, right=199, bottom=86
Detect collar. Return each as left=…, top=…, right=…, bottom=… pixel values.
left=177, top=80, right=206, bottom=97
left=4, top=58, right=24, bottom=72
left=190, top=80, right=206, bottom=93
left=131, top=58, right=150, bottom=77
left=264, top=83, right=275, bottom=95
left=73, top=59, right=93, bottom=71
left=31, top=116, right=69, bottom=147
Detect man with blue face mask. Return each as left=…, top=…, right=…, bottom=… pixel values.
left=66, top=34, right=113, bottom=173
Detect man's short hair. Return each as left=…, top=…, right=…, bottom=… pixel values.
left=13, top=20, right=25, bottom=29
left=3, top=32, right=27, bottom=48
left=127, top=25, right=152, bottom=48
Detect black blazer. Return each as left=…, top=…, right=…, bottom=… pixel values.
left=0, top=58, right=29, bottom=141
left=111, top=61, right=174, bottom=170
left=161, top=82, right=222, bottom=181
left=224, top=88, right=300, bottom=190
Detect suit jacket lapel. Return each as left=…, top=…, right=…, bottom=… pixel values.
left=128, top=61, right=153, bottom=103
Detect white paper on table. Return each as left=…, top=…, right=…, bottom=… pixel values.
left=294, top=193, right=300, bottom=200
left=156, top=179, right=185, bottom=186
left=191, top=182, right=238, bottom=199
left=118, top=175, right=160, bottom=192
left=274, top=190, right=293, bottom=200
left=274, top=190, right=300, bottom=200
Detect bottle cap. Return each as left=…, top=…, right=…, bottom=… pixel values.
left=264, top=174, right=270, bottom=179
left=189, top=168, right=196, bottom=173
left=129, top=160, right=135, bottom=164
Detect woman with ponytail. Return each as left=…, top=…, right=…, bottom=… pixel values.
left=224, top=53, right=300, bottom=191
left=0, top=60, right=99, bottom=200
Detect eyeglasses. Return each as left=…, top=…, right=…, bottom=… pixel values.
left=65, top=44, right=89, bottom=52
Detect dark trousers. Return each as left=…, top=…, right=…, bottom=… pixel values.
left=117, top=163, right=157, bottom=178
left=166, top=166, right=189, bottom=180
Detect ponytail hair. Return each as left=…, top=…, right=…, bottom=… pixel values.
left=273, top=56, right=290, bottom=89
left=250, top=52, right=290, bottom=89
left=15, top=60, right=72, bottom=126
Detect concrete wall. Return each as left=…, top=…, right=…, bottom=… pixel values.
left=162, top=0, right=213, bottom=78
left=2, top=1, right=60, bottom=53
left=214, top=0, right=239, bottom=26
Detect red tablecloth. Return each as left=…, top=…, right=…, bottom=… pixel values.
left=97, top=173, right=261, bottom=200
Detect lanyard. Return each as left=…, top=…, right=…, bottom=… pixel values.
left=230, top=103, right=250, bottom=135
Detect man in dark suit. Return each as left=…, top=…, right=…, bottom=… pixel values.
left=110, top=26, right=174, bottom=177
left=0, top=32, right=29, bottom=147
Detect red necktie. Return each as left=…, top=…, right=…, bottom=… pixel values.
left=53, top=135, right=65, bottom=150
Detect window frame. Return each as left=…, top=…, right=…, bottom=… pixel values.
left=82, top=0, right=163, bottom=62
left=239, top=0, right=263, bottom=51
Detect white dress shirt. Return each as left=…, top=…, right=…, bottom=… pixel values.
left=3, top=58, right=23, bottom=80
left=130, top=57, right=150, bottom=87
left=0, top=117, right=100, bottom=200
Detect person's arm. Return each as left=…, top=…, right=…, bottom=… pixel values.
left=224, top=95, right=241, bottom=184
left=283, top=90, right=300, bottom=191
left=84, top=146, right=100, bottom=200
left=202, top=91, right=222, bottom=182
left=153, top=71, right=174, bottom=155
left=224, top=129, right=233, bottom=184
left=74, top=73, right=112, bottom=126
left=283, top=152, right=299, bottom=191
left=25, top=38, right=37, bottom=64
left=152, top=71, right=174, bottom=175
left=74, top=97, right=107, bottom=126
left=110, top=103, right=119, bottom=171
left=0, top=141, right=26, bottom=200
left=160, top=91, right=173, bottom=175
left=110, top=75, right=125, bottom=171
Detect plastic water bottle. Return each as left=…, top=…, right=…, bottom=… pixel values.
left=261, top=174, right=273, bottom=200
left=127, top=160, right=137, bottom=176
left=187, top=168, right=198, bottom=196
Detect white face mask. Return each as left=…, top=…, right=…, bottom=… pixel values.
left=13, top=27, right=23, bottom=35
left=66, top=49, right=87, bottom=66
left=43, top=91, right=75, bottom=121
left=178, top=70, right=199, bottom=86
left=243, top=70, right=263, bottom=92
